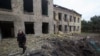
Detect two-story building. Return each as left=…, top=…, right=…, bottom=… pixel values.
left=53, top=5, right=81, bottom=34
left=0, top=0, right=82, bottom=40
left=0, top=0, right=54, bottom=40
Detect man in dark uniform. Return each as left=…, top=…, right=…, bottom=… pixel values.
left=17, top=30, right=27, bottom=54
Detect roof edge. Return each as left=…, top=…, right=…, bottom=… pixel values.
left=53, top=4, right=82, bottom=16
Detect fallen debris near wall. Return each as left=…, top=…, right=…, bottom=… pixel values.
left=27, top=37, right=100, bottom=56
left=0, top=34, right=100, bottom=56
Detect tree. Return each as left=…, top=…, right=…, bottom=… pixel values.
left=81, top=15, right=100, bottom=33
left=90, top=15, right=100, bottom=32
left=81, top=20, right=88, bottom=32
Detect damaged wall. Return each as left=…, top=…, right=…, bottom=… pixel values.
left=0, top=0, right=81, bottom=39
left=0, top=0, right=54, bottom=38
left=53, top=5, right=81, bottom=34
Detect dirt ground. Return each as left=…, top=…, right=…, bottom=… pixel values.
left=0, top=33, right=100, bottom=56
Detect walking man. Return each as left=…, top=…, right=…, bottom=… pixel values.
left=17, top=30, right=27, bottom=54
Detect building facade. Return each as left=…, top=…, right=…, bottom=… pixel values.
left=53, top=5, right=81, bottom=34
left=0, top=0, right=54, bottom=39
left=0, top=0, right=81, bottom=40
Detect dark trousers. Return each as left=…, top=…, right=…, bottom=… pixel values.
left=18, top=42, right=26, bottom=54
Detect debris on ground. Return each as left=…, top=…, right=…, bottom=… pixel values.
left=27, top=38, right=100, bottom=56
left=0, top=34, right=100, bottom=56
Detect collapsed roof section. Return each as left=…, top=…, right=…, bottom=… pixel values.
left=54, top=5, right=82, bottom=16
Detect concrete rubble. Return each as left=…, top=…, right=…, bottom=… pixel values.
left=0, top=34, right=100, bottom=56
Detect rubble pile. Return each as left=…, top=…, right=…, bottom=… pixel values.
left=0, top=34, right=100, bottom=56
left=28, top=38, right=100, bottom=56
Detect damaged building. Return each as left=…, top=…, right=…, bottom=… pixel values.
left=53, top=5, right=81, bottom=34
left=0, top=0, right=81, bottom=40
left=0, top=0, right=54, bottom=40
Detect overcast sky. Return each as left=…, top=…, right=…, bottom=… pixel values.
left=53, top=0, right=100, bottom=21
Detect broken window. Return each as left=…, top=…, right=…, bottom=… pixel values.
left=73, top=26, right=76, bottom=31
left=54, top=11, right=56, bottom=20
left=59, top=25, right=62, bottom=31
left=65, top=25, right=67, bottom=32
left=74, top=17, right=76, bottom=22
left=78, top=18, right=80, bottom=23
left=42, top=0, right=48, bottom=15
left=70, top=15, right=72, bottom=22
left=0, top=0, right=12, bottom=10
left=25, top=22, right=34, bottom=34
left=58, top=13, right=62, bottom=21
left=77, top=26, right=80, bottom=31
left=23, top=0, right=33, bottom=12
left=69, top=26, right=72, bottom=32
left=0, top=21, right=14, bottom=38
left=64, top=14, right=67, bottom=21
left=54, top=25, right=56, bottom=33
left=42, top=23, right=49, bottom=34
